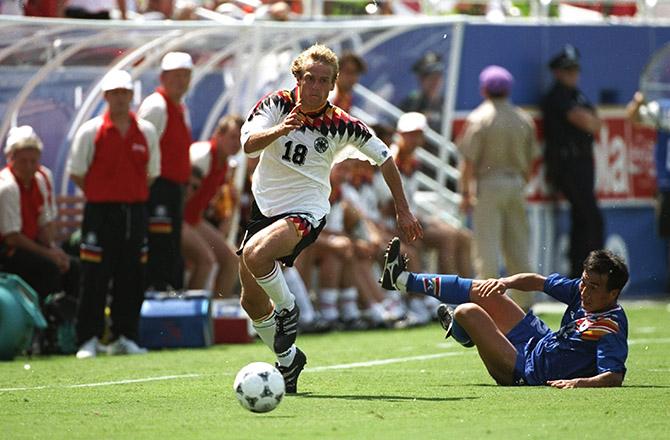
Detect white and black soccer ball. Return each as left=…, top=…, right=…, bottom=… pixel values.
left=233, top=362, right=285, bottom=413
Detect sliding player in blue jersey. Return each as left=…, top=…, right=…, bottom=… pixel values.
left=380, top=237, right=629, bottom=388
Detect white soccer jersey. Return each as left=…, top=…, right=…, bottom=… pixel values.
left=241, top=89, right=391, bottom=221
left=0, top=165, right=57, bottom=237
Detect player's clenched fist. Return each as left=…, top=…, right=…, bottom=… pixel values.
left=279, top=103, right=305, bottom=135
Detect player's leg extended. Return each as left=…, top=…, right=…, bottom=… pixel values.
left=381, top=237, right=526, bottom=342
left=453, top=303, right=518, bottom=385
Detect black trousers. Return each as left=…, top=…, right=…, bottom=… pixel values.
left=0, top=247, right=80, bottom=303
left=76, top=203, right=147, bottom=344
left=554, top=160, right=604, bottom=278
left=146, top=177, right=185, bottom=291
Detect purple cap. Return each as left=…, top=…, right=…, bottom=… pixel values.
left=479, top=65, right=513, bottom=95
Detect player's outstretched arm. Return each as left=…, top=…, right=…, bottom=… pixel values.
left=379, top=158, right=423, bottom=242
left=243, top=104, right=305, bottom=155
left=547, top=371, right=624, bottom=389
left=498, top=273, right=546, bottom=293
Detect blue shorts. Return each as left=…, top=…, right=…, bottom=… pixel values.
left=505, top=311, right=551, bottom=386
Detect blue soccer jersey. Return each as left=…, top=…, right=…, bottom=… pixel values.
left=521, top=273, right=628, bottom=385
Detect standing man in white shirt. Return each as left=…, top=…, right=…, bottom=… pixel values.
left=138, top=52, right=193, bottom=291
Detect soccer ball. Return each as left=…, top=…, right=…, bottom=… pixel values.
left=233, top=362, right=285, bottom=413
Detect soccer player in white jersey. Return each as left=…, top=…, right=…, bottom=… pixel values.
left=238, top=44, right=423, bottom=392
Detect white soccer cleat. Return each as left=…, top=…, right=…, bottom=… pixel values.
left=107, top=336, right=148, bottom=355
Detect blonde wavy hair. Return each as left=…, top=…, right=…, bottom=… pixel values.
left=290, top=44, right=339, bottom=83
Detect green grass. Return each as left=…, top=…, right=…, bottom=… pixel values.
left=2, top=302, right=669, bottom=439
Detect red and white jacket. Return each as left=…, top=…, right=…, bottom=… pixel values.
left=138, top=87, right=193, bottom=184
left=184, top=139, right=231, bottom=226
left=0, top=165, right=57, bottom=242
left=67, top=111, right=160, bottom=203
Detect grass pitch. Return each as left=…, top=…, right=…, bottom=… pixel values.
left=1, top=302, right=669, bottom=440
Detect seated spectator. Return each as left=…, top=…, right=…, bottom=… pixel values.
left=141, top=0, right=174, bottom=20
left=338, top=159, right=409, bottom=326
left=297, top=162, right=374, bottom=330
left=0, top=126, right=80, bottom=305
left=182, top=115, right=242, bottom=298
left=215, top=0, right=300, bottom=20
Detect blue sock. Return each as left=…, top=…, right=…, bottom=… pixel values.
left=405, top=273, right=472, bottom=304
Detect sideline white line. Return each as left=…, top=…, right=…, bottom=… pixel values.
left=629, top=337, right=670, bottom=345
left=68, top=374, right=202, bottom=388
left=306, top=351, right=467, bottom=372
left=0, top=373, right=201, bottom=392
left=1, top=385, right=49, bottom=392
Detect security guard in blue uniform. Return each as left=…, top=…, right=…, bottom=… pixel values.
left=541, top=45, right=604, bottom=278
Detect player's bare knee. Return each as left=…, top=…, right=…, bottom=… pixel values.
left=454, top=303, right=483, bottom=325
left=241, top=241, right=266, bottom=271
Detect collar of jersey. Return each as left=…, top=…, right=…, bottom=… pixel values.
left=291, top=88, right=331, bottom=119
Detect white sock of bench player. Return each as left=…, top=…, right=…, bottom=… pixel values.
left=255, top=261, right=295, bottom=312
left=340, top=287, right=361, bottom=321
left=283, top=266, right=316, bottom=325
left=318, top=288, right=339, bottom=322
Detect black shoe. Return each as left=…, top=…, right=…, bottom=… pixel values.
left=299, top=319, right=332, bottom=334
left=276, top=348, right=307, bottom=394
left=379, top=237, right=407, bottom=290
left=340, top=318, right=369, bottom=331
left=436, top=304, right=454, bottom=339
left=274, top=305, right=300, bottom=353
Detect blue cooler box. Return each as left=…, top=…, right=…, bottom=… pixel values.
left=138, top=290, right=212, bottom=349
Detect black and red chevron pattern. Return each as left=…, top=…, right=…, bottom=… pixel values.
left=248, top=88, right=373, bottom=144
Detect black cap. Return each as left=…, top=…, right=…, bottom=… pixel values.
left=549, top=44, right=580, bottom=70
left=412, top=52, right=445, bottom=76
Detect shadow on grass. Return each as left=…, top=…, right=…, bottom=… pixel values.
left=440, top=383, right=670, bottom=389
left=295, top=392, right=479, bottom=402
